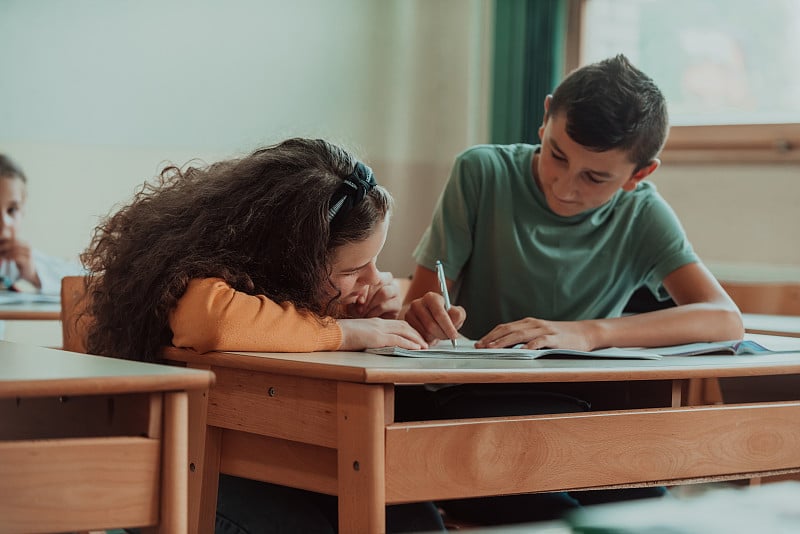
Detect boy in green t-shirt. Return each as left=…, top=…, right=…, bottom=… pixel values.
left=397, top=54, right=744, bottom=525
left=403, top=54, right=743, bottom=350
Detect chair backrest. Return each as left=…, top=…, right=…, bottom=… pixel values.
left=720, top=281, right=800, bottom=316
left=60, top=275, right=90, bottom=353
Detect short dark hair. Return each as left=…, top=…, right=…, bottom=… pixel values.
left=548, top=54, right=669, bottom=170
left=82, top=138, right=392, bottom=362
left=0, top=154, right=27, bottom=182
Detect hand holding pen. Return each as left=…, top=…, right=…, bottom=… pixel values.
left=402, top=260, right=466, bottom=344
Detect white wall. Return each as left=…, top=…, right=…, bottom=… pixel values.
left=0, top=0, right=492, bottom=345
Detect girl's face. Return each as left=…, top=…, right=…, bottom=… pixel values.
left=0, top=177, right=25, bottom=240
left=328, top=216, right=388, bottom=306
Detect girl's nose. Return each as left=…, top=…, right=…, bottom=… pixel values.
left=363, top=262, right=381, bottom=286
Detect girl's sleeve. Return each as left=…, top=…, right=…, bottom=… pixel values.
left=169, top=278, right=342, bottom=353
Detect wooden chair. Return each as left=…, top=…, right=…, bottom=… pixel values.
left=720, top=281, right=800, bottom=316
left=61, top=275, right=91, bottom=353
left=48, top=275, right=210, bottom=533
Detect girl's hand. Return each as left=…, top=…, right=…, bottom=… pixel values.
left=338, top=317, right=428, bottom=351
left=0, top=237, right=40, bottom=288
left=345, top=272, right=403, bottom=319
left=476, top=317, right=595, bottom=352
left=403, top=291, right=466, bottom=343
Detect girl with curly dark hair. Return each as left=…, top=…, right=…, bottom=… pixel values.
left=82, top=138, right=427, bottom=363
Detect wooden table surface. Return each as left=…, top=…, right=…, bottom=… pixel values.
left=1, top=340, right=213, bottom=397
left=165, top=333, right=800, bottom=385
left=0, top=301, right=61, bottom=320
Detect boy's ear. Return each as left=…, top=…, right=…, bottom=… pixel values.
left=622, top=159, right=660, bottom=191
left=538, top=95, right=553, bottom=140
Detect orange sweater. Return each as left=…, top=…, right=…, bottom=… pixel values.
left=169, top=278, right=342, bottom=353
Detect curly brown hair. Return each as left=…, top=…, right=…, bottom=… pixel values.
left=82, top=138, right=392, bottom=361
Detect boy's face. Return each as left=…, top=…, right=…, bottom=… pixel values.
left=0, top=176, right=26, bottom=240
left=328, top=216, right=388, bottom=306
left=535, top=107, right=658, bottom=217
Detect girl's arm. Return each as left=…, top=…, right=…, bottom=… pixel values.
left=170, top=277, right=427, bottom=353
left=170, top=278, right=342, bottom=353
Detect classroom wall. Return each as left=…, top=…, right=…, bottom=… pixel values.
left=0, top=0, right=492, bottom=345
left=1, top=0, right=798, bottom=347
left=655, top=163, right=800, bottom=278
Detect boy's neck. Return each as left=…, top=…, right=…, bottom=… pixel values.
left=530, top=148, right=542, bottom=191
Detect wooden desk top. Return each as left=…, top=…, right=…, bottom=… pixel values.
left=164, top=334, right=800, bottom=385
left=743, top=313, right=800, bottom=337
left=0, top=301, right=61, bottom=320
left=0, top=341, right=214, bottom=398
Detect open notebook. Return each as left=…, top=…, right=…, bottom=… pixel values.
left=367, top=338, right=795, bottom=361
left=368, top=339, right=662, bottom=360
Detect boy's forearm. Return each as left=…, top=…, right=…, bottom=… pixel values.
left=589, top=303, right=744, bottom=350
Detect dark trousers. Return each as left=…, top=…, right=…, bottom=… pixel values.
left=215, top=474, right=445, bottom=533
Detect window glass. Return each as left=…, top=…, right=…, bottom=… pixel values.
left=581, top=0, right=800, bottom=126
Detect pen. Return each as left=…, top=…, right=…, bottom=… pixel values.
left=435, top=260, right=457, bottom=348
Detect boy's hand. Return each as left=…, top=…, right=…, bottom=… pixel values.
left=345, top=272, right=403, bottom=319
left=0, top=237, right=40, bottom=288
left=338, top=318, right=428, bottom=351
left=403, top=292, right=466, bottom=343
left=476, top=317, right=594, bottom=352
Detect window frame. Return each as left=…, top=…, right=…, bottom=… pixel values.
left=564, top=0, right=800, bottom=164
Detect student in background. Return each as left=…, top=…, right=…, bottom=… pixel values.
left=81, top=138, right=443, bottom=533
left=0, top=154, right=84, bottom=339
left=401, top=55, right=743, bottom=525
left=0, top=154, right=81, bottom=294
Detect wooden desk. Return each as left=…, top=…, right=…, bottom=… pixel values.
left=0, top=342, right=214, bottom=534
left=0, top=301, right=60, bottom=320
left=743, top=313, right=800, bottom=338
left=166, top=334, right=800, bottom=533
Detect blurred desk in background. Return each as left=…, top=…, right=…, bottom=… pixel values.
left=743, top=313, right=800, bottom=338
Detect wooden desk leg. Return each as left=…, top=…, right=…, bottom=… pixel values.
left=160, top=391, right=189, bottom=534
left=197, top=425, right=222, bottom=534
left=188, top=387, right=210, bottom=534
left=337, top=382, right=387, bottom=534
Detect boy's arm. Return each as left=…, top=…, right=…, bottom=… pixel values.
left=589, top=262, right=743, bottom=348
left=477, top=262, right=744, bottom=351
left=400, top=264, right=466, bottom=342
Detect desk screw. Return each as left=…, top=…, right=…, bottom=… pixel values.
left=190, top=463, right=196, bottom=472
left=353, top=461, right=360, bottom=471
left=268, top=387, right=276, bottom=397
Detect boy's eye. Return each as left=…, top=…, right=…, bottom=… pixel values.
left=584, top=173, right=603, bottom=184
left=551, top=150, right=566, bottom=162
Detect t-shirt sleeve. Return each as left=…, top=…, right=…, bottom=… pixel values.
left=412, top=147, right=485, bottom=279
left=169, top=278, right=342, bottom=353
left=632, top=193, right=699, bottom=300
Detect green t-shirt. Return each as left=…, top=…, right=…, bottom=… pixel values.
left=413, top=143, right=698, bottom=339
